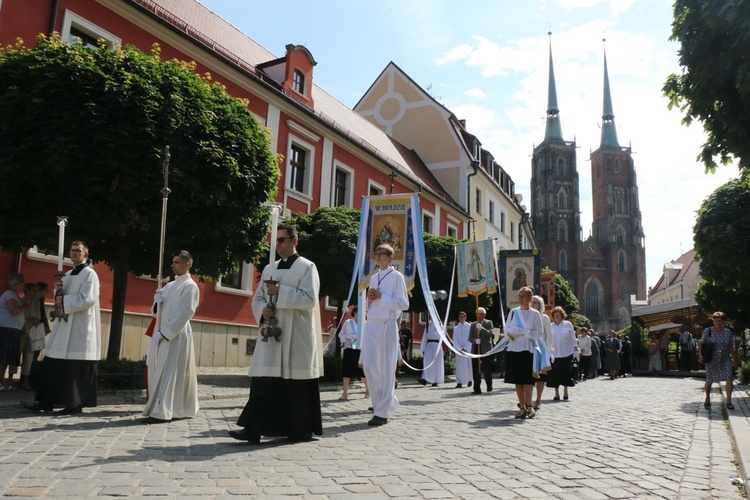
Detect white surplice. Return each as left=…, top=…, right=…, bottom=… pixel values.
left=250, top=256, right=322, bottom=380
left=452, top=321, right=472, bottom=385
left=143, top=273, right=200, bottom=420
left=45, top=265, right=101, bottom=361
left=420, top=321, right=444, bottom=384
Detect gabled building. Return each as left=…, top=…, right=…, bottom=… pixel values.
left=647, top=249, right=700, bottom=306
left=531, top=37, right=646, bottom=331
left=354, top=62, right=536, bottom=250
left=0, top=0, right=472, bottom=364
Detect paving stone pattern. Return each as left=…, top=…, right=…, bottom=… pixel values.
left=0, top=375, right=745, bottom=498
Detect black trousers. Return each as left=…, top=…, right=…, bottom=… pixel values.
left=471, top=355, right=493, bottom=392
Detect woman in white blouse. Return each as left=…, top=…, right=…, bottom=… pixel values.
left=504, top=287, right=543, bottom=419
left=545, top=306, right=578, bottom=401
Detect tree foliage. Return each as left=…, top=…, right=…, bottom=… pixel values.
left=663, top=0, right=750, bottom=174
left=0, top=35, right=279, bottom=359
left=693, top=178, right=750, bottom=327
left=542, top=268, right=580, bottom=317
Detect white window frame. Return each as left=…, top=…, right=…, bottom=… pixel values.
left=475, top=188, right=482, bottom=215
left=500, top=212, right=506, bottom=234
left=368, top=180, right=385, bottom=196
left=422, top=210, right=435, bottom=235
left=215, top=261, right=255, bottom=297
left=332, top=162, right=355, bottom=208
left=446, top=223, right=458, bottom=239
left=286, top=136, right=315, bottom=199
left=510, top=222, right=515, bottom=242
left=488, top=200, right=495, bottom=224
left=292, top=68, right=306, bottom=96
left=61, top=10, right=121, bottom=49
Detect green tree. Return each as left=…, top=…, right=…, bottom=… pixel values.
left=0, top=36, right=278, bottom=360
left=693, top=178, right=750, bottom=328
left=663, top=0, right=750, bottom=174
left=542, top=268, right=580, bottom=317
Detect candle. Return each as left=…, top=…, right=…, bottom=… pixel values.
left=56, top=216, right=68, bottom=272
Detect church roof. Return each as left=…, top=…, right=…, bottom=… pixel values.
left=126, top=0, right=460, bottom=210
left=544, top=33, right=564, bottom=141
left=650, top=249, right=697, bottom=294
left=600, top=43, right=620, bottom=147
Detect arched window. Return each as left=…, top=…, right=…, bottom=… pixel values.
left=558, top=220, right=567, bottom=242
left=557, top=157, right=566, bottom=176
left=558, top=193, right=566, bottom=209
left=618, top=250, right=627, bottom=272
left=614, top=158, right=620, bottom=173
left=616, top=225, right=626, bottom=245
left=559, top=250, right=568, bottom=271
left=585, top=281, right=600, bottom=317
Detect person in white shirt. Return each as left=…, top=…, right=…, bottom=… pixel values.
left=419, top=320, right=444, bottom=387
left=339, top=307, right=366, bottom=400
left=545, top=306, right=578, bottom=402
left=504, top=287, right=543, bottom=419
left=452, top=312, right=472, bottom=388
left=530, top=295, right=552, bottom=410
left=578, top=328, right=592, bottom=380
left=360, top=244, right=409, bottom=426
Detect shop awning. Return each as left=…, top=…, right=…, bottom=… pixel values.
left=631, top=299, right=708, bottom=329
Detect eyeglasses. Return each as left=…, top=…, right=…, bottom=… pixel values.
left=70, top=249, right=84, bottom=254
left=276, top=237, right=292, bottom=244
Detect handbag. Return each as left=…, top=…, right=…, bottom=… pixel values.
left=701, top=329, right=714, bottom=364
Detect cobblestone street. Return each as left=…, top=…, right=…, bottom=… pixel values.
left=0, top=374, right=746, bottom=498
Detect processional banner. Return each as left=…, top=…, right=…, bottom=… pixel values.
left=359, top=195, right=416, bottom=291
left=456, top=240, right=498, bottom=297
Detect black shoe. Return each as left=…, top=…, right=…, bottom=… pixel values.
left=286, top=433, right=313, bottom=443
left=487, top=387, right=493, bottom=392
left=142, top=416, right=170, bottom=424
left=417, top=378, right=427, bottom=386
left=57, top=407, right=82, bottom=415
left=431, top=383, right=438, bottom=387
left=228, top=428, right=261, bottom=443
left=22, top=401, right=53, bottom=413
left=472, top=391, right=482, bottom=395
left=467, top=381, right=472, bottom=388
left=367, top=416, right=387, bottom=426
left=368, top=406, right=374, bottom=411
left=455, top=384, right=463, bottom=388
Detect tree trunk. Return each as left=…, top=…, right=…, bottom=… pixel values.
left=106, top=242, right=131, bottom=361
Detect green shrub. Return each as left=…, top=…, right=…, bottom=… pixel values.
left=97, top=358, right=146, bottom=390
left=737, top=360, right=750, bottom=385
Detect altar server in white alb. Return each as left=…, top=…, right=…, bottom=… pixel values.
left=142, top=250, right=200, bottom=424
left=26, top=241, right=100, bottom=415
left=418, top=319, right=444, bottom=387
left=229, top=223, right=323, bottom=443
left=452, top=312, right=472, bottom=388
left=360, top=244, right=409, bottom=426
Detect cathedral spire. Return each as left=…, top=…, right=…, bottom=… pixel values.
left=545, top=32, right=563, bottom=140
left=600, top=40, right=619, bottom=147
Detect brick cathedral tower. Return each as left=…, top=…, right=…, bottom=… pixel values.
left=583, top=43, right=647, bottom=329
left=531, top=34, right=582, bottom=290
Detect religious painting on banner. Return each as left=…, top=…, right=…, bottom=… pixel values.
left=456, top=240, right=498, bottom=297
left=498, top=249, right=541, bottom=310
left=361, top=195, right=416, bottom=291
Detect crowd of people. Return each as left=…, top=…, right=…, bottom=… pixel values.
left=3, top=223, right=739, bottom=444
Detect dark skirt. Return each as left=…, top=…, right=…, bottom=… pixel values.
left=504, top=350, right=536, bottom=385
left=35, top=357, right=98, bottom=408
left=0, top=326, right=22, bottom=365
left=546, top=354, right=576, bottom=388
left=237, top=376, right=322, bottom=439
left=342, top=348, right=364, bottom=378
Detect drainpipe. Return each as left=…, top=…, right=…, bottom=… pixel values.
left=466, top=160, right=480, bottom=241
left=49, top=0, right=61, bottom=35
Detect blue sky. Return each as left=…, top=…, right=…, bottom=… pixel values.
left=200, top=0, right=738, bottom=290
